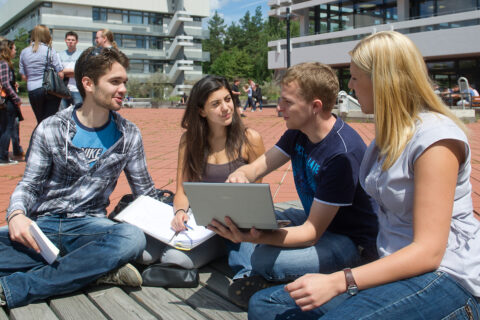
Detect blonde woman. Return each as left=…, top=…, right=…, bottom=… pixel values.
left=19, top=25, right=63, bottom=124
left=249, top=31, right=479, bottom=319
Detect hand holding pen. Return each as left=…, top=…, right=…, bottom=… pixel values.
left=169, top=221, right=194, bottom=243
left=171, top=208, right=189, bottom=231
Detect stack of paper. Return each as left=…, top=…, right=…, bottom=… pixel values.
left=114, top=195, right=215, bottom=251
left=29, top=222, right=60, bottom=264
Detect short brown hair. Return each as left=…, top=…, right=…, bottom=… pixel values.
left=75, top=47, right=129, bottom=98
left=281, top=62, right=339, bottom=112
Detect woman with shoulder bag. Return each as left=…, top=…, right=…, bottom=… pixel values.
left=0, top=40, right=22, bottom=165
left=19, top=25, right=63, bottom=124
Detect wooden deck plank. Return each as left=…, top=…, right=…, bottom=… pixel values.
left=9, top=302, right=58, bottom=320
left=49, top=293, right=107, bottom=320
left=127, top=286, right=206, bottom=320
left=199, top=266, right=233, bottom=300
left=168, top=287, right=247, bottom=320
left=87, top=286, right=156, bottom=320
left=0, top=308, right=8, bottom=320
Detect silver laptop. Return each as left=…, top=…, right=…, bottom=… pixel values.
left=183, top=182, right=288, bottom=229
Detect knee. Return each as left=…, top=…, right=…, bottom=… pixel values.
left=113, top=224, right=146, bottom=259
left=161, top=248, right=194, bottom=269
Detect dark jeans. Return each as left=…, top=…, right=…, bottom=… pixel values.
left=28, top=87, right=61, bottom=124
left=0, top=100, right=16, bottom=161
left=12, top=118, right=23, bottom=155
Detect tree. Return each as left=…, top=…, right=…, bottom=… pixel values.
left=209, top=48, right=253, bottom=80
left=202, top=11, right=226, bottom=73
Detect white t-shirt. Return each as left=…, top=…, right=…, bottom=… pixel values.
left=58, top=49, right=82, bottom=92
left=360, top=112, right=480, bottom=297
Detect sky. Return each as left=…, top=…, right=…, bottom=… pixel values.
left=209, top=0, right=269, bottom=26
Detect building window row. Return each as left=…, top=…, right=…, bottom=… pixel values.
left=308, top=0, right=398, bottom=35
left=410, top=0, right=480, bottom=19
left=129, top=59, right=166, bottom=73
left=92, top=32, right=171, bottom=50
left=92, top=7, right=170, bottom=25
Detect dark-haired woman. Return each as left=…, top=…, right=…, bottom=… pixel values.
left=0, top=40, right=21, bottom=165
left=139, top=75, right=265, bottom=268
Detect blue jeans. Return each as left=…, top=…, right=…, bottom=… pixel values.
left=0, top=100, right=16, bottom=161
left=28, top=87, right=61, bottom=124
left=227, top=208, right=361, bottom=281
left=244, top=97, right=254, bottom=110
left=248, top=271, right=480, bottom=320
left=0, top=215, right=146, bottom=308
left=60, top=91, right=82, bottom=111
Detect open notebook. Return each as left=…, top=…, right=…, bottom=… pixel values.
left=114, top=195, right=215, bottom=251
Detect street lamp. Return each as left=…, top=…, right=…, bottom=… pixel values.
left=286, top=7, right=291, bottom=68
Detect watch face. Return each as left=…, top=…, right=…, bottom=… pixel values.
left=347, top=285, right=358, bottom=296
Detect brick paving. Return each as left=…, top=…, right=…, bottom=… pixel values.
left=1, top=105, right=479, bottom=226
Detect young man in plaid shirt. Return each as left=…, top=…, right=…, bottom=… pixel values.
left=0, top=47, right=157, bottom=308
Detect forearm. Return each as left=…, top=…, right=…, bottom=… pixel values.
left=62, top=68, right=74, bottom=77
left=352, top=242, right=442, bottom=291
left=173, top=192, right=189, bottom=212
left=256, top=224, right=319, bottom=247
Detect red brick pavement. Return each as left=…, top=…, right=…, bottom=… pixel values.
left=1, top=105, right=479, bottom=226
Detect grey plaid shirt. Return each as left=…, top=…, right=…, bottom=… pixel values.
left=7, top=105, right=157, bottom=219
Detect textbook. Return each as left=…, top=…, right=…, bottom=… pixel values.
left=29, top=222, right=60, bottom=264
left=114, top=195, right=215, bottom=251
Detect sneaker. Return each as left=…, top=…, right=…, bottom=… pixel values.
left=96, top=263, right=142, bottom=287
left=228, top=275, right=271, bottom=308
left=0, top=158, right=18, bottom=166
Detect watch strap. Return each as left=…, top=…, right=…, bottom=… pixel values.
left=343, top=268, right=358, bottom=295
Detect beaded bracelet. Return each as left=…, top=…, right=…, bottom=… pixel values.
left=7, top=212, right=23, bottom=224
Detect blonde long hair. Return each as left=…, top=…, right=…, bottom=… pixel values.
left=349, top=31, right=467, bottom=170
left=31, top=25, right=52, bottom=52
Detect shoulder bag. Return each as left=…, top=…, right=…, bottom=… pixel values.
left=141, top=263, right=199, bottom=288
left=43, top=47, right=71, bottom=99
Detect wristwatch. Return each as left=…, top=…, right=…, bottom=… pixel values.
left=343, top=268, right=358, bottom=296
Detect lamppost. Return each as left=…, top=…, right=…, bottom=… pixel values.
left=286, top=7, right=291, bottom=68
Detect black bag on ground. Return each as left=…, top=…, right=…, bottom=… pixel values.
left=43, top=47, right=71, bottom=99
left=109, top=189, right=174, bottom=220
left=141, top=263, right=199, bottom=288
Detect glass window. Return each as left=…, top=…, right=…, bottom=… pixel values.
left=129, top=60, right=145, bottom=73
left=149, top=61, right=163, bottom=73
left=93, top=7, right=107, bottom=21
left=129, top=11, right=143, bottom=24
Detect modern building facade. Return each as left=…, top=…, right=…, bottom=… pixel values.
left=268, top=0, right=480, bottom=92
left=0, top=0, right=210, bottom=96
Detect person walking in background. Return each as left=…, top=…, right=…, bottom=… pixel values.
left=253, top=83, right=263, bottom=112
left=139, top=75, right=265, bottom=269
left=19, top=25, right=63, bottom=124
left=95, top=29, right=117, bottom=49
left=243, top=83, right=254, bottom=112
left=0, top=40, right=22, bottom=165
left=231, top=79, right=246, bottom=117
left=58, top=31, right=83, bottom=110
left=248, top=31, right=480, bottom=320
